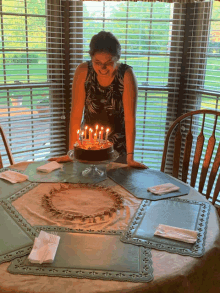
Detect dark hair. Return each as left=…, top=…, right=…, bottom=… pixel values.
left=89, top=31, right=121, bottom=60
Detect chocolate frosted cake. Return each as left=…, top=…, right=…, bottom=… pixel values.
left=74, top=139, right=114, bottom=162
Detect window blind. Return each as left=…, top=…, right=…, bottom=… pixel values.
left=0, top=0, right=66, bottom=166
left=69, top=1, right=185, bottom=170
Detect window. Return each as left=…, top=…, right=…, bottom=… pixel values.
left=69, top=1, right=220, bottom=166
left=0, top=0, right=66, bottom=165
left=70, top=1, right=179, bottom=169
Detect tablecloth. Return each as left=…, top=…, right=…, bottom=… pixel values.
left=0, top=162, right=220, bottom=293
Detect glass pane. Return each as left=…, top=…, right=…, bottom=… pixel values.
left=3, top=15, right=26, bottom=50
left=27, top=0, right=46, bottom=15
left=2, top=0, right=25, bottom=14
left=0, top=53, right=4, bottom=84
left=29, top=52, right=47, bottom=83
left=135, top=90, right=169, bottom=169
left=204, top=1, right=220, bottom=91
left=0, top=90, right=8, bottom=109
left=5, top=52, right=28, bottom=84
left=27, top=17, right=46, bottom=50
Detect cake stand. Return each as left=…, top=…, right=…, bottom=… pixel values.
left=67, top=149, right=119, bottom=183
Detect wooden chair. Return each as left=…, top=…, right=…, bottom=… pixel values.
left=0, top=125, right=15, bottom=168
left=161, top=109, right=220, bottom=213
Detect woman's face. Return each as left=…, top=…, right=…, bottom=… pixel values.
left=91, top=52, right=118, bottom=78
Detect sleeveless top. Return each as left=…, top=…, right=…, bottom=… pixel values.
left=82, top=60, right=132, bottom=156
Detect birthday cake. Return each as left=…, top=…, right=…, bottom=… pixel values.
left=74, top=139, right=114, bottom=162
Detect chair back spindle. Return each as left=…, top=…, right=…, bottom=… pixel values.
left=212, top=174, right=220, bottom=205
left=206, top=142, right=220, bottom=201
left=173, top=124, right=182, bottom=178
left=182, top=116, right=193, bottom=182
left=190, top=113, right=205, bottom=187
left=198, top=115, right=217, bottom=193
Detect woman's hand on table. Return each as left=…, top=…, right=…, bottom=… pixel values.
left=48, top=155, right=73, bottom=163
left=127, top=158, right=148, bottom=169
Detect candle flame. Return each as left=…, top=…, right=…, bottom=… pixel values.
left=85, top=126, right=88, bottom=129
left=77, top=130, right=80, bottom=134
left=101, top=127, right=104, bottom=130
left=96, top=125, right=98, bottom=129
left=106, top=128, right=110, bottom=132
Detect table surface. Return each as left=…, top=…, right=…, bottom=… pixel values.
left=0, top=162, right=220, bottom=293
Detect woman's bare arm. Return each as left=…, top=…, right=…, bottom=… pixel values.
left=122, top=68, right=148, bottom=168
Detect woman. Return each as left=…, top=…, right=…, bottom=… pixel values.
left=50, top=31, right=147, bottom=169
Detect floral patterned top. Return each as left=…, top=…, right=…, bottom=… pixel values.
left=82, top=60, right=132, bottom=156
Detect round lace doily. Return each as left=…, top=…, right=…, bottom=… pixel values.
left=42, top=183, right=124, bottom=222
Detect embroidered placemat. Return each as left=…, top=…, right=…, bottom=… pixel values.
left=0, top=200, right=38, bottom=264
left=8, top=226, right=153, bottom=283
left=107, top=167, right=190, bottom=200
left=120, top=198, right=210, bottom=257
left=0, top=168, right=34, bottom=200
left=24, top=161, right=108, bottom=184
left=0, top=176, right=39, bottom=264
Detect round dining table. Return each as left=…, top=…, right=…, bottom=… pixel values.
left=0, top=161, right=220, bottom=293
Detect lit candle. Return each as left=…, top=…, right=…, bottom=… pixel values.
left=106, top=128, right=110, bottom=142
left=94, top=133, right=97, bottom=141
left=89, top=128, right=93, bottom=142
left=101, top=127, right=104, bottom=140
left=85, top=126, right=88, bottom=139
left=91, top=129, right=94, bottom=143
left=77, top=129, right=80, bottom=141
left=95, top=125, right=99, bottom=137
left=99, top=131, right=101, bottom=144
left=81, top=131, right=84, bottom=144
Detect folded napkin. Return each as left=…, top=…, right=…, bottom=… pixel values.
left=36, top=161, right=62, bottom=173
left=0, top=170, right=28, bottom=184
left=154, top=224, right=198, bottom=244
left=28, top=230, right=60, bottom=264
left=147, top=183, right=180, bottom=195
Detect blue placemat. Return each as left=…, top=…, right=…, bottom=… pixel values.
left=120, top=198, right=210, bottom=257
left=107, top=167, right=190, bottom=200
left=8, top=226, right=153, bottom=283
left=0, top=200, right=38, bottom=264
left=0, top=168, right=35, bottom=200
left=0, top=171, right=39, bottom=264
left=24, top=161, right=108, bottom=184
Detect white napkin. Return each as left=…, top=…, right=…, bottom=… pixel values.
left=0, top=170, right=29, bottom=183
left=147, top=183, right=180, bottom=195
left=28, top=230, right=60, bottom=264
left=154, top=224, right=198, bottom=244
left=36, top=161, right=62, bottom=173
